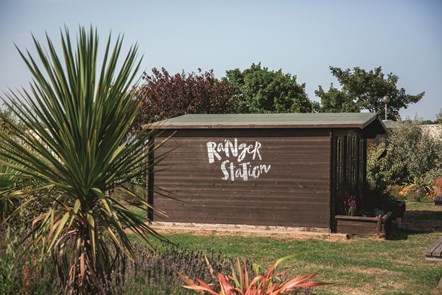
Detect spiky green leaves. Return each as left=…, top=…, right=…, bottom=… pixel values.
left=0, top=27, right=166, bottom=293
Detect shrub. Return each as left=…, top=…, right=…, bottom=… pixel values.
left=0, top=226, right=58, bottom=295
left=135, top=67, right=236, bottom=127
left=367, top=121, right=442, bottom=199
left=0, top=235, right=233, bottom=295
left=181, top=256, right=328, bottom=295
left=1, top=238, right=328, bottom=295
left=434, top=178, right=442, bottom=197
left=0, top=27, right=169, bottom=294
left=113, top=246, right=232, bottom=294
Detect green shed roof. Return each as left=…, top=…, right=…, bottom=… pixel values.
left=146, top=113, right=387, bottom=134
left=382, top=119, right=399, bottom=129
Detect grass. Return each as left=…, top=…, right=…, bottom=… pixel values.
left=144, top=201, right=442, bottom=295
left=3, top=201, right=439, bottom=294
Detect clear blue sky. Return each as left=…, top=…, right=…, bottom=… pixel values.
left=1, top=0, right=441, bottom=120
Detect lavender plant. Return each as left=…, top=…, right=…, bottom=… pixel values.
left=0, top=241, right=233, bottom=294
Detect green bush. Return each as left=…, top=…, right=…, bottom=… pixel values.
left=0, top=226, right=58, bottom=294
left=367, top=121, right=442, bottom=199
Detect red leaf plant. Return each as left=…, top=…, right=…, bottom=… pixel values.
left=180, top=256, right=329, bottom=295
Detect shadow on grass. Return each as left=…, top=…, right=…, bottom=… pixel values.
left=389, top=228, right=424, bottom=240
left=389, top=209, right=442, bottom=240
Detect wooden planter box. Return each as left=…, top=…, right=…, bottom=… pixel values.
left=335, top=212, right=392, bottom=238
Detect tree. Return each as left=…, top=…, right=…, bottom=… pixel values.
left=316, top=66, right=425, bottom=119
left=436, top=109, right=442, bottom=124
left=225, top=63, right=315, bottom=113
left=135, top=68, right=235, bottom=127
left=315, top=84, right=360, bottom=113
left=0, top=27, right=167, bottom=293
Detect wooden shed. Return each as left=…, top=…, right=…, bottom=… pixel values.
left=146, top=113, right=387, bottom=232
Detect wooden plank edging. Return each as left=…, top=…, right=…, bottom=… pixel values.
left=151, top=221, right=349, bottom=239
left=425, top=236, right=442, bottom=258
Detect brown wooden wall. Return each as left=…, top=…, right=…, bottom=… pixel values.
left=330, top=130, right=367, bottom=223
left=150, top=129, right=332, bottom=229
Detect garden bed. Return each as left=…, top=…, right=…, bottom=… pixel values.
left=335, top=211, right=393, bottom=238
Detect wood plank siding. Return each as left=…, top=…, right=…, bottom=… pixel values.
left=151, top=129, right=332, bottom=229
left=331, top=131, right=367, bottom=221
left=145, top=113, right=387, bottom=232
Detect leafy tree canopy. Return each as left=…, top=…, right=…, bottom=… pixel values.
left=315, top=84, right=360, bottom=113
left=225, top=63, right=316, bottom=113
left=316, top=66, right=425, bottom=120
left=135, top=68, right=235, bottom=127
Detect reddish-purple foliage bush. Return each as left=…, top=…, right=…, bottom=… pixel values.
left=434, top=178, right=442, bottom=196
left=134, top=68, right=235, bottom=128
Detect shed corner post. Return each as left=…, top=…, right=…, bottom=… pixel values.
left=147, top=134, right=155, bottom=222
left=329, top=130, right=337, bottom=232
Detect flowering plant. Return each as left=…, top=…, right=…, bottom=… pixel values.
left=344, top=195, right=357, bottom=216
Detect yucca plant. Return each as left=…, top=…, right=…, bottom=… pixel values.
left=0, top=163, right=19, bottom=221
left=181, top=256, right=329, bottom=295
left=0, top=108, right=21, bottom=220
left=0, top=27, right=168, bottom=294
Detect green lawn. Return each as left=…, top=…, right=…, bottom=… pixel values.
left=145, top=201, right=442, bottom=295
